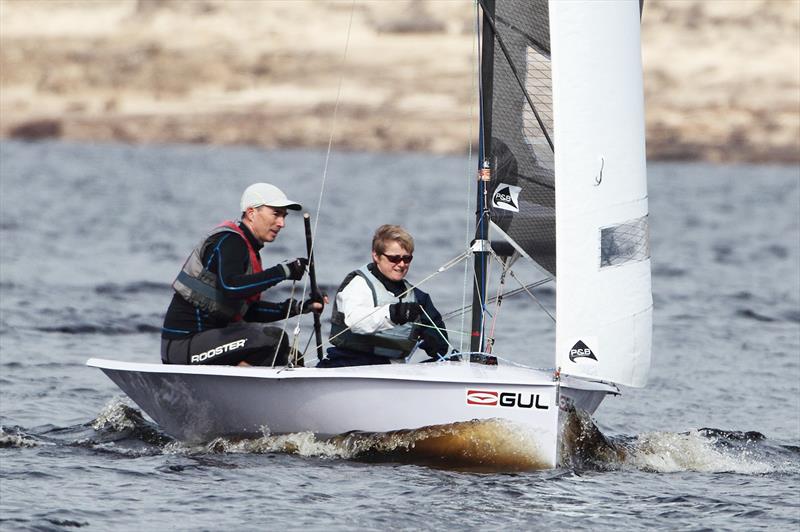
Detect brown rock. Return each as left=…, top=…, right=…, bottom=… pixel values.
left=8, top=119, right=62, bottom=141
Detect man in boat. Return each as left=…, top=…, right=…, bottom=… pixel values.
left=318, top=224, right=449, bottom=368
left=160, top=182, right=325, bottom=367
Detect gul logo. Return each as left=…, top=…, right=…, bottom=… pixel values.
left=191, top=338, right=248, bottom=363
left=491, top=183, right=521, bottom=213
left=568, top=340, right=597, bottom=362
left=466, top=389, right=549, bottom=409
left=466, top=389, right=498, bottom=406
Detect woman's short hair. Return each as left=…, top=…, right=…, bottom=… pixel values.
left=372, top=224, right=414, bottom=255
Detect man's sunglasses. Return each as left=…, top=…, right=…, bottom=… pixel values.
left=382, top=253, right=413, bottom=264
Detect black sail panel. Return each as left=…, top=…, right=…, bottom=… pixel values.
left=486, top=0, right=555, bottom=276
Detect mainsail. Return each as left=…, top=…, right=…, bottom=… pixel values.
left=482, top=0, right=556, bottom=276
left=479, top=0, right=652, bottom=387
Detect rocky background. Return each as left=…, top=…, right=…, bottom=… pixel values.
left=1, top=0, right=798, bottom=163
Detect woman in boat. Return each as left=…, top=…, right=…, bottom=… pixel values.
left=318, top=224, right=449, bottom=368
left=160, top=182, right=325, bottom=366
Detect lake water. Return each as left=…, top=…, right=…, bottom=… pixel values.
left=1, top=140, right=798, bottom=530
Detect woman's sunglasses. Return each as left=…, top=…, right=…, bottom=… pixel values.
left=382, top=253, right=413, bottom=264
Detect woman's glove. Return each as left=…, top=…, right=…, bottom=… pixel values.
left=389, top=302, right=421, bottom=325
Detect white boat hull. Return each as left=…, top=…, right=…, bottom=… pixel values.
left=87, top=358, right=616, bottom=468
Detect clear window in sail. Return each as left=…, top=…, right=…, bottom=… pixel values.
left=600, top=215, right=650, bottom=268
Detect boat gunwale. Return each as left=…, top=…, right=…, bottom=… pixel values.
left=86, top=357, right=618, bottom=392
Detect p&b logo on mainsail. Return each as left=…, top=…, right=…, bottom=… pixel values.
left=491, top=183, right=521, bottom=212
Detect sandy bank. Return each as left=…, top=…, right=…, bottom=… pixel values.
left=1, top=0, right=798, bottom=163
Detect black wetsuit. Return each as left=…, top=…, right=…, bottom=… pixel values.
left=161, top=222, right=295, bottom=366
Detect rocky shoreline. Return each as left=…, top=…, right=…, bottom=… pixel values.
left=1, top=0, right=798, bottom=163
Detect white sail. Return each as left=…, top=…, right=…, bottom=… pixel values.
left=551, top=0, right=652, bottom=387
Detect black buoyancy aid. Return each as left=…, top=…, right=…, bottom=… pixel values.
left=329, top=264, right=418, bottom=359
left=172, top=221, right=263, bottom=321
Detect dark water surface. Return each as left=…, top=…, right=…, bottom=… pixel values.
left=1, top=141, right=798, bottom=530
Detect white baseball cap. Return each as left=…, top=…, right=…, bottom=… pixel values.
left=240, top=183, right=302, bottom=212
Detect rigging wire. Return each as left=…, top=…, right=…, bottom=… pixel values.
left=288, top=0, right=357, bottom=358
left=460, top=0, right=480, bottom=354
left=440, top=276, right=552, bottom=321
left=506, top=268, right=555, bottom=323
left=484, top=255, right=511, bottom=353
left=483, top=243, right=556, bottom=325
left=444, top=249, right=556, bottom=351
left=484, top=244, right=555, bottom=323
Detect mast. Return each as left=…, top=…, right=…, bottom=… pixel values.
left=470, top=0, right=495, bottom=352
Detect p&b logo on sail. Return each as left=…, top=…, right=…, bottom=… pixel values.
left=491, top=183, right=521, bottom=213
left=569, top=340, right=597, bottom=362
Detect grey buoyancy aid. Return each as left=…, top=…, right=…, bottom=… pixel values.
left=329, top=265, right=419, bottom=359
left=172, top=221, right=263, bottom=321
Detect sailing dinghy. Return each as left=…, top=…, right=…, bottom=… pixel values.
left=88, top=0, right=651, bottom=469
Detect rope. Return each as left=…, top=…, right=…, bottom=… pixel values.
left=418, top=305, right=455, bottom=357
left=271, top=279, right=298, bottom=368
left=309, top=0, right=357, bottom=256
left=413, top=321, right=469, bottom=340
left=301, top=329, right=315, bottom=358
left=289, top=0, right=357, bottom=358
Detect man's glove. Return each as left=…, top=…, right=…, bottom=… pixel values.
left=280, top=257, right=308, bottom=281
left=301, top=291, right=325, bottom=315
left=389, top=302, right=421, bottom=325
left=286, top=292, right=326, bottom=316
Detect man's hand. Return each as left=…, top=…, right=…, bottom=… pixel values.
left=301, top=292, right=327, bottom=314
left=389, top=302, right=421, bottom=325
left=280, top=257, right=308, bottom=280
left=287, top=292, right=328, bottom=316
